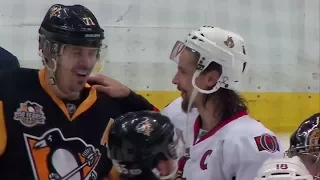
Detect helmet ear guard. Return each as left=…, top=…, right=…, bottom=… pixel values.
left=38, top=35, right=62, bottom=85
left=38, top=34, right=63, bottom=61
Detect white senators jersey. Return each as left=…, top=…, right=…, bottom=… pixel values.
left=161, top=97, right=284, bottom=180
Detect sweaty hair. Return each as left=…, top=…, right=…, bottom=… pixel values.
left=186, top=46, right=248, bottom=122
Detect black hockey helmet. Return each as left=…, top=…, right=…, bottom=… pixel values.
left=39, top=4, right=104, bottom=48
left=107, top=111, right=178, bottom=179
left=287, top=113, right=320, bottom=157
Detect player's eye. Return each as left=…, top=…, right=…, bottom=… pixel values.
left=73, top=52, right=81, bottom=56
left=178, top=68, right=186, bottom=75
left=88, top=50, right=98, bottom=57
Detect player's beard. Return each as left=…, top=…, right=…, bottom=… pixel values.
left=181, top=95, right=190, bottom=113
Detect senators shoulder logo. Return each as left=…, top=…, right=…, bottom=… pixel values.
left=254, top=133, right=280, bottom=153
left=24, top=128, right=101, bottom=180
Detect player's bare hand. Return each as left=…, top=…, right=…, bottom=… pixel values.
left=87, top=74, right=131, bottom=98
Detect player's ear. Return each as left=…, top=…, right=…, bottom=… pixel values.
left=206, top=70, right=220, bottom=87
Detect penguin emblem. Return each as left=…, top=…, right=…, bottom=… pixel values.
left=135, top=120, right=153, bottom=136
left=14, top=101, right=46, bottom=127
left=24, top=128, right=101, bottom=180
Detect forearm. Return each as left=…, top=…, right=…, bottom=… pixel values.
left=120, top=90, right=159, bottom=112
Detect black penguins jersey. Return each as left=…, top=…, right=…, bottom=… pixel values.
left=0, top=68, right=157, bottom=180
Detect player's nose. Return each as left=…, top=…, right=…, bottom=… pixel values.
left=77, top=53, right=96, bottom=68
left=172, top=73, right=179, bottom=85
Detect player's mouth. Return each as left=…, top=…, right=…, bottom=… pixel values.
left=177, top=87, right=187, bottom=98
left=74, top=70, right=89, bottom=79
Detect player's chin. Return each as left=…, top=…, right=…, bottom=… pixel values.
left=181, top=99, right=190, bottom=113
left=72, top=80, right=87, bottom=91
left=181, top=91, right=188, bottom=100
left=157, top=159, right=175, bottom=176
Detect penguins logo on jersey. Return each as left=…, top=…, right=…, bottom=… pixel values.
left=49, top=6, right=62, bottom=18
left=23, top=128, right=101, bottom=180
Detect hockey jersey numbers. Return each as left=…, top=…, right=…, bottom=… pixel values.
left=24, top=128, right=101, bottom=180
left=276, top=163, right=288, bottom=170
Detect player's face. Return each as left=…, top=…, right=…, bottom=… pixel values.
left=299, top=153, right=320, bottom=177
left=55, top=45, right=98, bottom=93
left=172, top=49, right=210, bottom=112
left=172, top=50, right=196, bottom=112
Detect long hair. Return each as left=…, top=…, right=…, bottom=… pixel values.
left=202, top=61, right=248, bottom=121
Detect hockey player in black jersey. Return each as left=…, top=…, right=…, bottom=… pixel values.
left=0, top=4, right=157, bottom=180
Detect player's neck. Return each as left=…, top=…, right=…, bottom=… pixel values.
left=197, top=100, right=221, bottom=131
left=51, top=85, right=80, bottom=100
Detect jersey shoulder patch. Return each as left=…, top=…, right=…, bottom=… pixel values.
left=254, top=133, right=280, bottom=153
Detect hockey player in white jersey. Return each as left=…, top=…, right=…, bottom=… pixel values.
left=254, top=156, right=313, bottom=180
left=162, top=26, right=284, bottom=180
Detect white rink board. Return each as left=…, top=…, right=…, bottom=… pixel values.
left=0, top=0, right=319, bottom=92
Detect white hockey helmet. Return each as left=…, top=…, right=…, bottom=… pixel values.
left=169, top=26, right=249, bottom=94
left=254, top=156, right=313, bottom=180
